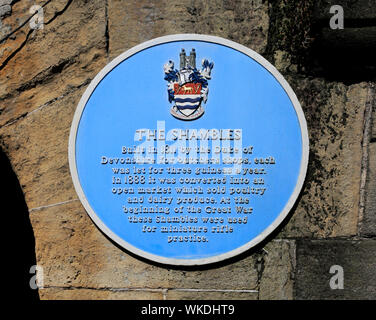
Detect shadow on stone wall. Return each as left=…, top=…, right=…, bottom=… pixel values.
left=0, top=147, right=39, bottom=300
left=308, top=19, right=376, bottom=83
left=265, top=0, right=376, bottom=83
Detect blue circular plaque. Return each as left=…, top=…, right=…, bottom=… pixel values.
left=69, top=35, right=309, bottom=265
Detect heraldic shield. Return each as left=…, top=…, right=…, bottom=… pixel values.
left=163, top=49, right=214, bottom=121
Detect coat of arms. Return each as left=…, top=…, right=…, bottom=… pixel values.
left=163, top=49, right=214, bottom=120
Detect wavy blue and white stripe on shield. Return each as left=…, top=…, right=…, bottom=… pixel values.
left=174, top=94, right=202, bottom=110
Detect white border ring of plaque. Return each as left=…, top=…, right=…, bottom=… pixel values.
left=69, top=34, right=309, bottom=266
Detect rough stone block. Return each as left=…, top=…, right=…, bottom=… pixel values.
left=278, top=79, right=368, bottom=238
left=259, top=240, right=296, bottom=300
left=108, top=0, right=269, bottom=59
left=0, top=1, right=48, bottom=40
left=0, top=4, right=11, bottom=18
left=0, top=0, right=107, bottom=126
left=295, top=240, right=376, bottom=299
left=0, top=89, right=83, bottom=209
left=30, top=200, right=260, bottom=290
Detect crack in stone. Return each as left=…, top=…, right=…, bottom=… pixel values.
left=1, top=77, right=91, bottom=129
left=0, top=41, right=98, bottom=104
left=0, top=27, right=32, bottom=71
left=0, top=0, right=52, bottom=45
left=29, top=198, right=79, bottom=213
left=1, top=111, right=28, bottom=127
left=44, top=0, right=72, bottom=26
left=0, top=0, right=73, bottom=72
left=0, top=58, right=75, bottom=103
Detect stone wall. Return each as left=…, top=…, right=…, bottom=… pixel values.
left=0, top=0, right=374, bottom=300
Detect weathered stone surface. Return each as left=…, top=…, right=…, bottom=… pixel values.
left=0, top=4, right=11, bottom=18
left=265, top=0, right=315, bottom=70
left=39, top=288, right=163, bottom=300
left=0, top=0, right=12, bottom=6
left=108, top=0, right=269, bottom=59
left=0, top=1, right=48, bottom=39
left=277, top=79, right=368, bottom=238
left=361, top=142, right=376, bottom=236
left=0, top=0, right=107, bottom=127
left=295, top=240, right=376, bottom=299
left=314, top=0, right=376, bottom=20
left=259, top=240, right=296, bottom=300
left=0, top=89, right=83, bottom=210
left=166, top=290, right=258, bottom=300
left=30, top=200, right=260, bottom=291
left=0, top=44, right=106, bottom=128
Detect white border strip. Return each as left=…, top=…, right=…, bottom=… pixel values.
left=68, top=34, right=309, bottom=266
